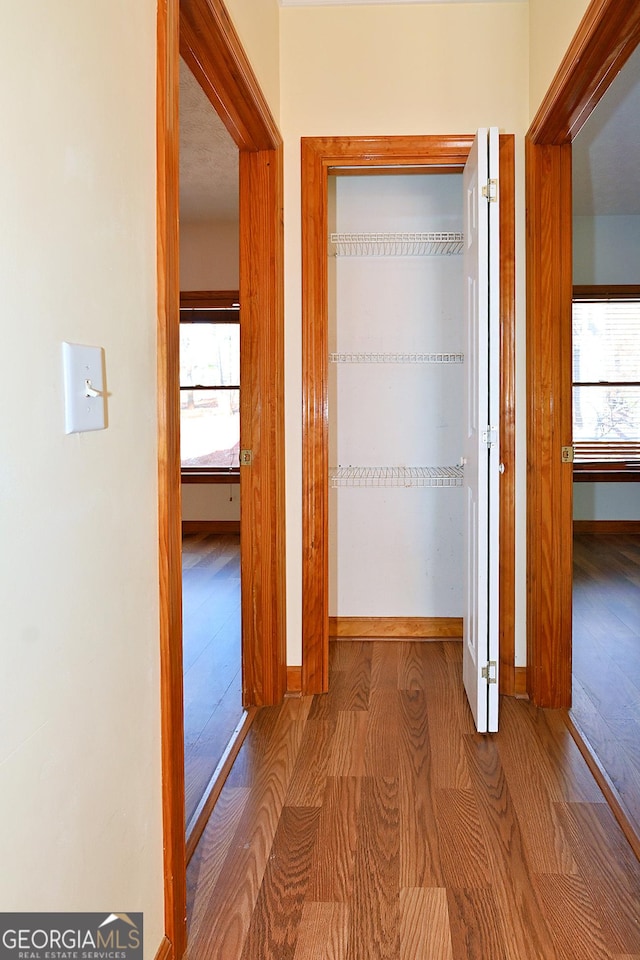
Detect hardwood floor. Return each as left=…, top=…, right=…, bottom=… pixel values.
left=572, top=533, right=640, bottom=842
left=186, top=640, right=640, bottom=959
left=183, top=532, right=243, bottom=823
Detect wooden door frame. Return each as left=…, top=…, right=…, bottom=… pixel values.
left=526, top=0, right=640, bottom=707
left=301, top=135, right=516, bottom=697
left=157, top=0, right=286, bottom=956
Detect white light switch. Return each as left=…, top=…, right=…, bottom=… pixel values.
left=62, top=342, right=107, bottom=434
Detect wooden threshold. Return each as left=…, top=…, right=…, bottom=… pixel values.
left=564, top=710, right=640, bottom=862
left=153, top=937, right=173, bottom=960
left=186, top=708, right=257, bottom=863
left=329, top=616, right=462, bottom=639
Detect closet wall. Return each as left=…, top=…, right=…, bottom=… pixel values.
left=329, top=173, right=465, bottom=619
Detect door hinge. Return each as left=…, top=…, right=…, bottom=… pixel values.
left=240, top=449, right=253, bottom=466
left=561, top=445, right=574, bottom=463
left=482, top=427, right=498, bottom=447
left=482, top=661, right=498, bottom=684
left=482, top=178, right=498, bottom=202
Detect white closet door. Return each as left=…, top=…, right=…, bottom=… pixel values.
left=462, top=127, right=500, bottom=733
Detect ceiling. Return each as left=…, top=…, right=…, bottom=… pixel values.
left=179, top=58, right=238, bottom=222
left=572, top=42, right=640, bottom=217
left=179, top=36, right=640, bottom=224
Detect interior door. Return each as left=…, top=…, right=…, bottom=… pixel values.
left=462, top=127, right=500, bottom=733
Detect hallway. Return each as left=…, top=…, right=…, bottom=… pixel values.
left=186, top=640, right=640, bottom=959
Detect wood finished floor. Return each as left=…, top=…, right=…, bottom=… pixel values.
left=572, top=533, right=640, bottom=840
left=183, top=533, right=242, bottom=823
left=186, top=639, right=640, bottom=960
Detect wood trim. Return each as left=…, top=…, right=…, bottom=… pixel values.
left=157, top=0, right=187, bottom=955
left=301, top=134, right=517, bottom=698
left=286, top=666, right=302, bottom=694
left=514, top=666, right=528, bottom=698
left=179, top=0, right=281, bottom=151
left=182, top=520, right=240, bottom=534
left=564, top=710, right=640, bottom=862
left=573, top=284, right=640, bottom=300
left=329, top=617, right=462, bottom=639
left=528, top=0, right=640, bottom=145
left=180, top=289, right=239, bottom=307
left=181, top=472, right=240, bottom=484
left=574, top=468, right=640, bottom=483
left=239, top=146, right=287, bottom=706
left=185, top=708, right=256, bottom=863
left=154, top=937, right=174, bottom=960
left=526, top=2, right=640, bottom=710
left=573, top=520, right=640, bottom=535
left=525, top=139, right=574, bottom=709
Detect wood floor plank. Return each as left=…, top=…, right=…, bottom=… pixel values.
left=347, top=776, right=400, bottom=960
left=435, top=788, right=491, bottom=888
left=306, top=776, right=362, bottom=902
left=555, top=801, right=640, bottom=955
left=328, top=710, right=369, bottom=777
left=185, top=698, right=312, bottom=959
left=187, top=786, right=250, bottom=941
left=285, top=717, right=338, bottom=807
left=398, top=688, right=443, bottom=887
left=293, top=903, right=349, bottom=960
left=533, top=874, right=614, bottom=960
left=422, top=645, right=472, bottom=790
left=399, top=888, right=453, bottom=960
left=446, top=887, right=509, bottom=960
left=463, top=733, right=559, bottom=960
left=240, top=805, right=321, bottom=960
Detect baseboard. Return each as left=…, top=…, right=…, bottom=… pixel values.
left=573, top=520, right=640, bottom=535
left=515, top=666, right=528, bottom=697
left=154, top=936, right=173, bottom=960
left=329, top=617, right=462, bottom=639
left=286, top=666, right=302, bottom=694
left=182, top=519, right=240, bottom=534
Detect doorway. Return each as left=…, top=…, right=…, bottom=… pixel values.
left=301, top=134, right=516, bottom=701
left=525, top=0, right=640, bottom=709
left=157, top=0, right=286, bottom=954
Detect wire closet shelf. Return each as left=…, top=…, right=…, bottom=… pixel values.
left=330, top=232, right=464, bottom=257
left=330, top=351, right=464, bottom=364
left=330, top=465, right=464, bottom=488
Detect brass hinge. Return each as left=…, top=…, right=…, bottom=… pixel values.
left=482, top=179, right=498, bottom=202
left=240, top=449, right=253, bottom=466
left=482, top=661, right=498, bottom=684
left=561, top=445, right=574, bottom=463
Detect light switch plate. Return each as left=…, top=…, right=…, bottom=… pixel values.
left=62, top=342, right=106, bottom=434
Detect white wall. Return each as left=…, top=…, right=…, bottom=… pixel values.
left=280, top=1, right=530, bottom=665
left=573, top=215, right=640, bottom=285
left=0, top=2, right=164, bottom=953
left=573, top=213, right=640, bottom=520
left=223, top=0, right=281, bottom=123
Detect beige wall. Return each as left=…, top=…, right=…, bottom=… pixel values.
left=280, top=2, right=530, bottom=665
left=223, top=0, right=281, bottom=122
left=180, top=219, right=239, bottom=291
left=529, top=0, right=591, bottom=117
left=0, top=2, right=164, bottom=953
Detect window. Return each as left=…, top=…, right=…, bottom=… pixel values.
left=572, top=286, right=640, bottom=478
left=180, top=292, right=240, bottom=477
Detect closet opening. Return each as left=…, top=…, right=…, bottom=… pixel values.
left=301, top=135, right=516, bottom=718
